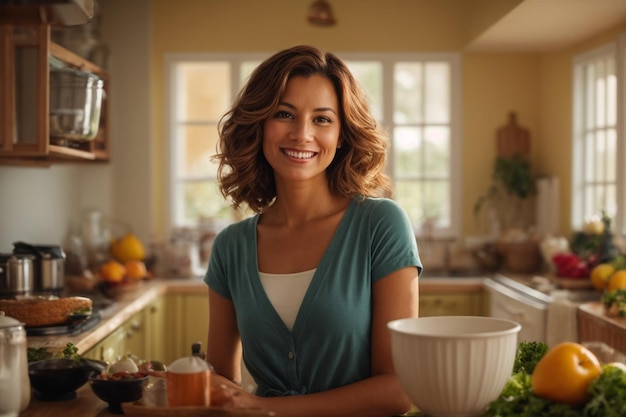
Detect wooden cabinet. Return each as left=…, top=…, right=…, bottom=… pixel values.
left=420, top=292, right=487, bottom=317
left=578, top=302, right=626, bottom=355
left=0, top=22, right=110, bottom=165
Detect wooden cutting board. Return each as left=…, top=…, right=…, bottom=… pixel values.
left=122, top=403, right=274, bottom=417
left=496, top=112, right=530, bottom=158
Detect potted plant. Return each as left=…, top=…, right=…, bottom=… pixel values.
left=474, top=154, right=536, bottom=232
left=474, top=154, right=539, bottom=273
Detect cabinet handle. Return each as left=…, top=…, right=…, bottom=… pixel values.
left=131, top=321, right=141, bottom=330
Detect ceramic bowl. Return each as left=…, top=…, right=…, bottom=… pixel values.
left=89, top=373, right=149, bottom=414
left=28, top=358, right=106, bottom=401
left=388, top=316, right=521, bottom=417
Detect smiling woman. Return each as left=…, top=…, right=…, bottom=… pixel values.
left=204, top=45, right=422, bottom=417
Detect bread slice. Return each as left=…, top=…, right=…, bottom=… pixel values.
left=0, top=296, right=93, bottom=327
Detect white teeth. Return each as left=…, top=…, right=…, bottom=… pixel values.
left=284, top=149, right=315, bottom=159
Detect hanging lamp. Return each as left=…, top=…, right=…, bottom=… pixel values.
left=307, top=0, right=336, bottom=27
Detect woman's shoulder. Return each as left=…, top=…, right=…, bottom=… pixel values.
left=215, top=215, right=258, bottom=240
left=352, top=196, right=405, bottom=214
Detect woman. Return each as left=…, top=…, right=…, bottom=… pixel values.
left=205, top=45, right=422, bottom=417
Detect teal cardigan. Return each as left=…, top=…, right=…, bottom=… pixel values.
left=205, top=197, right=421, bottom=396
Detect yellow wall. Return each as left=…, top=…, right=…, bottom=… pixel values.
left=149, top=0, right=626, bottom=238
left=461, top=53, right=541, bottom=235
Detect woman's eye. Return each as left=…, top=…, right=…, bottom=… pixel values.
left=275, top=110, right=293, bottom=119
left=315, top=116, right=332, bottom=124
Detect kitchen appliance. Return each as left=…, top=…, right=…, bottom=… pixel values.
left=0, top=312, right=31, bottom=414
left=0, top=253, right=35, bottom=298
left=484, top=274, right=598, bottom=345
left=49, top=67, right=104, bottom=141
left=13, top=242, right=66, bottom=296
left=484, top=275, right=550, bottom=343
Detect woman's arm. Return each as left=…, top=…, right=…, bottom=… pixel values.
left=207, top=287, right=243, bottom=386
left=211, top=266, right=420, bottom=417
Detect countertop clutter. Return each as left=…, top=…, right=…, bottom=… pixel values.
left=15, top=276, right=626, bottom=417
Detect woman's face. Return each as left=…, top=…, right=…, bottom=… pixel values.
left=262, top=74, right=341, bottom=185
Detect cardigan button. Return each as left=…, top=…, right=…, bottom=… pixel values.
left=287, top=351, right=295, bottom=360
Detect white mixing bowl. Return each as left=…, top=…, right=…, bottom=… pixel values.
left=388, top=316, right=521, bottom=417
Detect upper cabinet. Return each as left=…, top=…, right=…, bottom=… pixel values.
left=0, top=15, right=110, bottom=166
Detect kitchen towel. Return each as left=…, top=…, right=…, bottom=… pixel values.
left=546, top=297, right=578, bottom=346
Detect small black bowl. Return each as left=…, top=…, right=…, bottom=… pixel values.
left=88, top=374, right=149, bottom=414
left=28, top=358, right=106, bottom=401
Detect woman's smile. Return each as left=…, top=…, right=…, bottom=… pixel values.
left=281, top=148, right=318, bottom=161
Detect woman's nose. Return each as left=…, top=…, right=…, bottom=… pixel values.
left=289, top=119, right=312, bottom=142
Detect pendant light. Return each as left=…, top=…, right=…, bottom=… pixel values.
left=307, top=0, right=336, bottom=27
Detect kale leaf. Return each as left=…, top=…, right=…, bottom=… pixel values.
left=513, top=341, right=549, bottom=375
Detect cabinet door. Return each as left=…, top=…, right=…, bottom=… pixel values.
left=145, top=296, right=167, bottom=362
left=82, top=325, right=126, bottom=364
left=123, top=310, right=146, bottom=359
left=0, top=23, right=48, bottom=156
left=163, top=293, right=209, bottom=364
left=420, top=293, right=486, bottom=317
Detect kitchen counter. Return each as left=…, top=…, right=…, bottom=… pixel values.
left=578, top=301, right=626, bottom=355
left=18, top=276, right=484, bottom=416
left=26, top=278, right=208, bottom=353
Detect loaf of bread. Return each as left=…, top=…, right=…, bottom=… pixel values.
left=0, top=296, right=93, bottom=327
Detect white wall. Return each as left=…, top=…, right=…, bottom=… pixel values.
left=0, top=0, right=152, bottom=253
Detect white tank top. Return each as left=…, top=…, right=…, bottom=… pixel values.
left=258, top=268, right=316, bottom=330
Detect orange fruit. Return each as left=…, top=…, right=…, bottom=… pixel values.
left=532, top=342, right=602, bottom=406
left=590, top=263, right=615, bottom=291
left=100, top=260, right=126, bottom=283
left=124, top=260, right=147, bottom=280
left=608, top=269, right=626, bottom=292
left=110, top=233, right=145, bottom=263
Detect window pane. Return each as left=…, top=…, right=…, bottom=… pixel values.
left=177, top=124, right=219, bottom=177
left=393, top=127, right=422, bottom=176
left=425, top=62, right=450, bottom=123
left=394, top=63, right=422, bottom=124
left=346, top=61, right=383, bottom=121
left=424, top=126, right=449, bottom=176
left=182, top=181, right=231, bottom=222
left=241, top=60, right=261, bottom=84
left=178, top=62, right=230, bottom=121
left=606, top=128, right=616, bottom=182
left=607, top=61, right=617, bottom=125
left=395, top=180, right=450, bottom=226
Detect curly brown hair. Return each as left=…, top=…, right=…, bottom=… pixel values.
left=215, top=45, right=392, bottom=213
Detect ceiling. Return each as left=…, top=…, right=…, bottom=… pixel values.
left=467, top=0, right=626, bottom=52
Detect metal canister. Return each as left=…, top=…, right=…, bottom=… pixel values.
left=0, top=254, right=34, bottom=298
left=0, top=312, right=31, bottom=413
left=12, top=242, right=66, bottom=296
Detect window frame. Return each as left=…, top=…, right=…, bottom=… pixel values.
left=572, top=41, right=625, bottom=236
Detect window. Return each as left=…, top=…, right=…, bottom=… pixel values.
left=166, top=52, right=461, bottom=238
left=572, top=42, right=625, bottom=235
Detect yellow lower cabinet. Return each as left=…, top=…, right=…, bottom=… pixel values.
left=144, top=296, right=167, bottom=363
left=82, top=325, right=127, bottom=364
left=122, top=309, right=147, bottom=359
left=163, top=293, right=209, bottom=364
left=420, top=292, right=486, bottom=317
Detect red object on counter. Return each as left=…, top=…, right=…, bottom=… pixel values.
left=552, top=252, right=591, bottom=279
